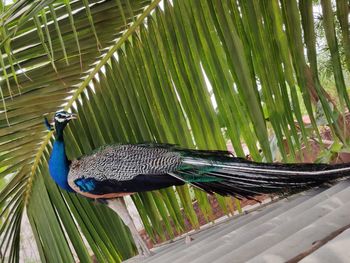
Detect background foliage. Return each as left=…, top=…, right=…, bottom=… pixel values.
left=0, top=0, right=349, bottom=262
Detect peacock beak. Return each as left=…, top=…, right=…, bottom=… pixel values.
left=68, top=113, right=77, bottom=120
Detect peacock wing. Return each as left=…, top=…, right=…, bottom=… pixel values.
left=67, top=144, right=183, bottom=196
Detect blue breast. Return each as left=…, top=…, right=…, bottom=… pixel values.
left=49, top=140, right=74, bottom=192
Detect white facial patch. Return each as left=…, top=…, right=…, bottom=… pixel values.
left=55, top=116, right=66, bottom=122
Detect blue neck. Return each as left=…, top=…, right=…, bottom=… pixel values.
left=49, top=138, right=74, bottom=192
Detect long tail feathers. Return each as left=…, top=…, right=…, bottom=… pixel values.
left=171, top=154, right=350, bottom=199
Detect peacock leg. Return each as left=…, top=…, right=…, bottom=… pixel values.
left=107, top=197, right=152, bottom=256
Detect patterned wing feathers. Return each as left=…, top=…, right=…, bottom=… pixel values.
left=68, top=144, right=182, bottom=182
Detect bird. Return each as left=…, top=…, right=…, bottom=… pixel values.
left=48, top=110, right=350, bottom=256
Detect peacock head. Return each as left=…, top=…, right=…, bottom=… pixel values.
left=54, top=110, right=77, bottom=123
left=52, top=111, right=77, bottom=139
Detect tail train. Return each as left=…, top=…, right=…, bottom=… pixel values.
left=171, top=149, right=350, bottom=199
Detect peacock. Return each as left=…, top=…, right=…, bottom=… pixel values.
left=48, top=110, right=350, bottom=256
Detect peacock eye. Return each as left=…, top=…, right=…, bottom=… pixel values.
left=56, top=113, right=66, bottom=119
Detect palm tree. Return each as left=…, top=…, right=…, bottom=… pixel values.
left=1, top=0, right=349, bottom=262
